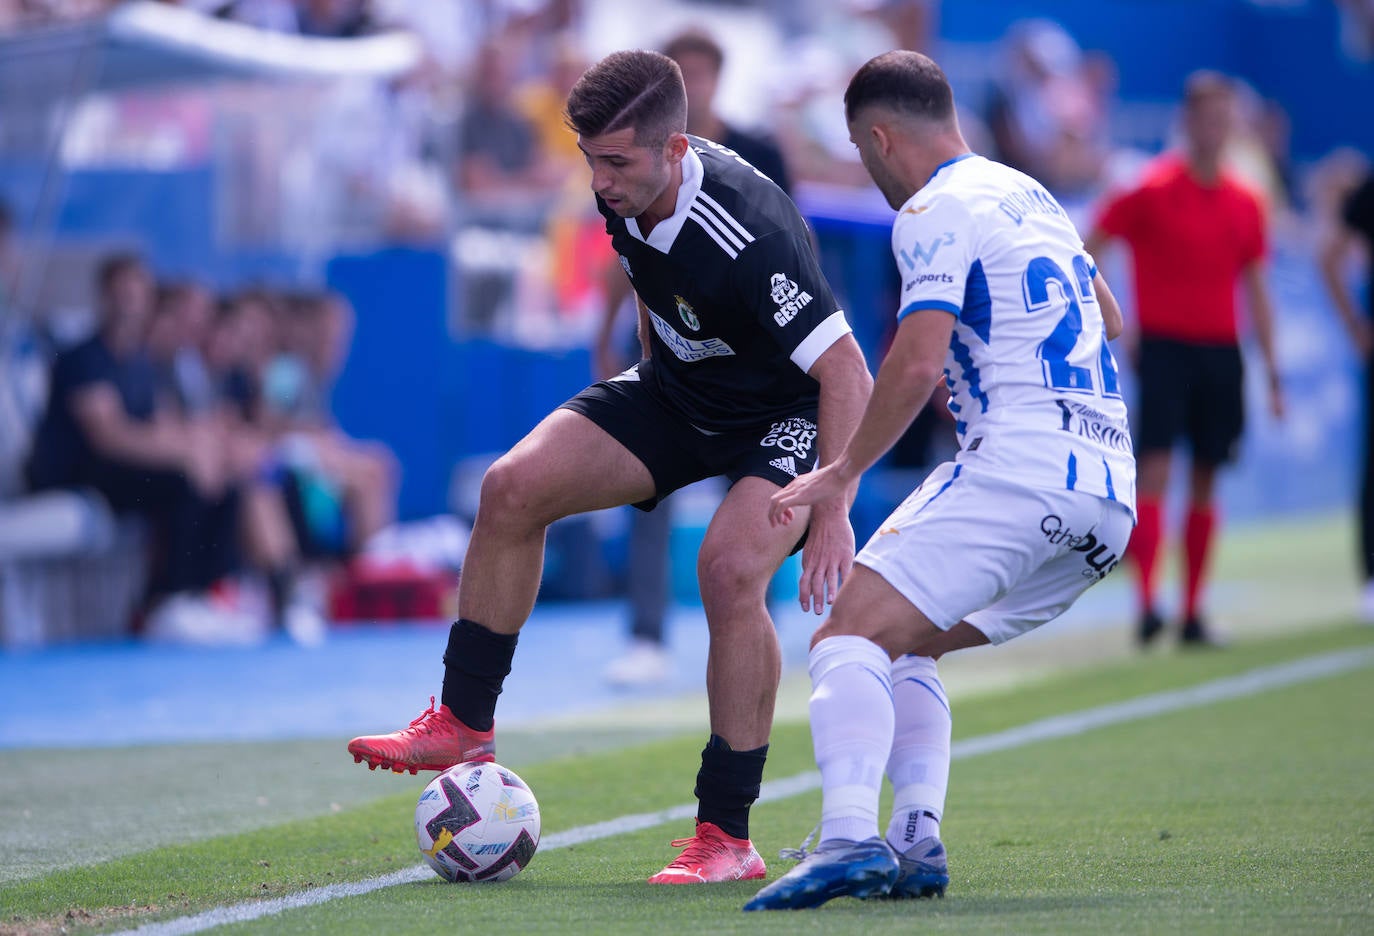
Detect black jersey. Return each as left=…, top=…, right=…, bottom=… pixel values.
left=598, top=135, right=851, bottom=432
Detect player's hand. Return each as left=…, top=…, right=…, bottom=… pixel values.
left=796, top=498, right=855, bottom=615
left=1267, top=372, right=1286, bottom=421
left=769, top=462, right=849, bottom=528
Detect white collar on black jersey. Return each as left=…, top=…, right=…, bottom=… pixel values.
left=625, top=146, right=703, bottom=253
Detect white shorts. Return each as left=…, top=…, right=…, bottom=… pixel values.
left=856, top=461, right=1135, bottom=645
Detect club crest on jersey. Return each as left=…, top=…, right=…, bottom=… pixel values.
left=619, top=255, right=632, bottom=278
left=675, top=294, right=700, bottom=331
left=769, top=272, right=813, bottom=326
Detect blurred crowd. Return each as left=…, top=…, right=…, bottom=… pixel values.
left=1, top=0, right=1372, bottom=647
left=0, top=0, right=375, bottom=35
left=1, top=231, right=399, bottom=645
left=0, top=1, right=1344, bottom=342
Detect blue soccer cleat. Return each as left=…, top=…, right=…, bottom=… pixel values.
left=888, top=835, right=949, bottom=899
left=742, top=837, right=899, bottom=911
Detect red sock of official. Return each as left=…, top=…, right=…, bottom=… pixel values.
left=1183, top=505, right=1216, bottom=620
left=1129, top=497, right=1162, bottom=614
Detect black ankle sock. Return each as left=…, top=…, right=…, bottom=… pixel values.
left=440, top=618, right=518, bottom=732
left=694, top=734, right=768, bottom=841
left=266, top=568, right=290, bottom=630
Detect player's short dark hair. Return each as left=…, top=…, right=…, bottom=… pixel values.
left=662, top=29, right=724, bottom=73
left=565, top=49, right=687, bottom=147
left=1182, top=70, right=1234, bottom=108
left=844, top=50, right=955, bottom=125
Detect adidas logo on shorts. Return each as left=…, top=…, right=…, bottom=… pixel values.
left=769, top=455, right=798, bottom=478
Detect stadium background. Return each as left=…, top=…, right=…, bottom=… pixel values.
left=0, top=0, right=1370, bottom=644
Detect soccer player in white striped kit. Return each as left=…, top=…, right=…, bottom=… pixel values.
left=746, top=50, right=1137, bottom=911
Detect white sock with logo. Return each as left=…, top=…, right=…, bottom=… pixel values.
left=808, top=635, right=894, bottom=846
left=885, top=654, right=951, bottom=853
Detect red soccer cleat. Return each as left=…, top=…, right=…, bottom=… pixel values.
left=647, top=820, right=766, bottom=884
left=347, top=696, right=495, bottom=775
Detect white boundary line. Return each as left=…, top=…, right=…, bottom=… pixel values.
left=115, top=646, right=1374, bottom=935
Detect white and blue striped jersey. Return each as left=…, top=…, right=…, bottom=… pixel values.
left=893, top=153, right=1136, bottom=516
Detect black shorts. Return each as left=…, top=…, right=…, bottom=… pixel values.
left=561, top=374, right=820, bottom=519
left=1135, top=338, right=1244, bottom=465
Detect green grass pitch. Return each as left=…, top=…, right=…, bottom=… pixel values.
left=3, top=512, right=1373, bottom=934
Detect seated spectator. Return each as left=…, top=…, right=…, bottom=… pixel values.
left=266, top=289, right=397, bottom=554
left=515, top=33, right=588, bottom=176
left=0, top=196, right=41, bottom=501
left=454, top=36, right=562, bottom=206
left=662, top=28, right=793, bottom=195
left=23, top=253, right=255, bottom=643
left=211, top=287, right=396, bottom=561
left=146, top=280, right=220, bottom=417
left=148, top=281, right=328, bottom=643
left=984, top=19, right=1112, bottom=198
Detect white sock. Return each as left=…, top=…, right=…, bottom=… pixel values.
left=808, top=635, right=894, bottom=845
left=885, top=654, right=951, bottom=852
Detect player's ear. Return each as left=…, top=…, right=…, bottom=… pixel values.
left=664, top=132, right=690, bottom=165
left=870, top=122, right=893, bottom=158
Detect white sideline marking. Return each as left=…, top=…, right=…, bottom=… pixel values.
left=115, top=646, right=1374, bottom=935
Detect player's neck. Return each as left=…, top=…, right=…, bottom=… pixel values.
left=636, top=160, right=685, bottom=237
left=688, top=114, right=725, bottom=143
left=917, top=141, right=972, bottom=189
left=1185, top=149, right=1224, bottom=186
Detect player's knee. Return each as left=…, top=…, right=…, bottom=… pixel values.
left=477, top=457, right=541, bottom=521
left=697, top=546, right=770, bottom=609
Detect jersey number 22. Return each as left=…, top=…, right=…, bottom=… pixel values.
left=1023, top=254, right=1121, bottom=398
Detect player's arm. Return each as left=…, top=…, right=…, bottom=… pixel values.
left=1082, top=228, right=1111, bottom=260
left=736, top=226, right=872, bottom=612
left=1240, top=259, right=1284, bottom=419
left=594, top=260, right=634, bottom=380
left=1318, top=223, right=1373, bottom=356
left=1093, top=271, right=1124, bottom=341
left=798, top=331, right=873, bottom=612
left=807, top=333, right=872, bottom=484
left=1081, top=231, right=1123, bottom=339
left=634, top=293, right=652, bottom=361
left=1086, top=185, right=1148, bottom=358
left=771, top=308, right=952, bottom=527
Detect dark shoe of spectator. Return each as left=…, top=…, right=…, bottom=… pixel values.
left=1137, top=608, right=1165, bottom=646
left=1180, top=615, right=1224, bottom=648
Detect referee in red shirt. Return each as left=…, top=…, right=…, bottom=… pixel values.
left=1086, top=71, right=1283, bottom=647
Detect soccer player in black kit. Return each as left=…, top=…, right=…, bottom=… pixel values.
left=348, top=49, right=873, bottom=883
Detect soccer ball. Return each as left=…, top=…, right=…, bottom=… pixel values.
left=415, top=762, right=541, bottom=882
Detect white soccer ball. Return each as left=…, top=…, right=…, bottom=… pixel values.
left=415, top=762, right=541, bottom=882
